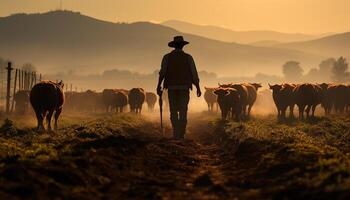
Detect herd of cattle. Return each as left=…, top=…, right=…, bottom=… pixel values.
left=12, top=81, right=157, bottom=131
left=204, top=83, right=350, bottom=120
left=9, top=80, right=350, bottom=131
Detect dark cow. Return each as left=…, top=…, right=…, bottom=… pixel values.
left=250, top=83, right=263, bottom=91
left=317, top=83, right=333, bottom=115
left=102, top=89, right=129, bottom=112
left=219, top=83, right=249, bottom=118
left=115, top=91, right=128, bottom=113
left=214, top=88, right=241, bottom=120
left=293, top=83, right=320, bottom=119
left=328, top=84, right=350, bottom=113
left=204, top=87, right=217, bottom=112
left=146, top=92, right=157, bottom=111
left=102, top=89, right=116, bottom=112
left=30, top=81, right=65, bottom=132
left=269, top=84, right=296, bottom=120
left=128, top=88, right=146, bottom=114
left=14, top=90, right=30, bottom=114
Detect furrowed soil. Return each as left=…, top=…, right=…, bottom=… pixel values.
left=1, top=112, right=350, bottom=199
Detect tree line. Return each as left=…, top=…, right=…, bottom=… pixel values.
left=282, top=57, right=349, bottom=83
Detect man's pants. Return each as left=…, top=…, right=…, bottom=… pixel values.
left=168, top=89, right=190, bottom=138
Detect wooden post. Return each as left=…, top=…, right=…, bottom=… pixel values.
left=34, top=72, right=37, bottom=84
left=21, top=70, right=24, bottom=90
left=6, top=62, right=13, bottom=114
left=18, top=69, right=21, bottom=91
left=11, top=69, right=18, bottom=113
left=39, top=73, right=42, bottom=82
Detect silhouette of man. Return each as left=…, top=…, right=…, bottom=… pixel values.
left=157, top=36, right=201, bottom=139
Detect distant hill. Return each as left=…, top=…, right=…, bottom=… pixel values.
left=0, top=11, right=322, bottom=76
left=277, top=32, right=350, bottom=58
left=162, top=20, right=321, bottom=44
left=249, top=40, right=282, bottom=47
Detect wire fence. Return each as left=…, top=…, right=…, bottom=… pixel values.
left=0, top=61, right=84, bottom=115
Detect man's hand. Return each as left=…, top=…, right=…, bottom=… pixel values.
left=157, top=85, right=163, bottom=96
left=196, top=88, right=202, bottom=97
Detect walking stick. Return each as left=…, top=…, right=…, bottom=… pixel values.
left=159, top=91, right=164, bottom=134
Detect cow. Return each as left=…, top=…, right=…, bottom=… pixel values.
left=269, top=84, right=296, bottom=120
left=204, top=87, right=217, bottom=112
left=243, top=83, right=260, bottom=117
left=128, top=88, right=146, bottom=114
left=219, top=83, right=249, bottom=118
left=115, top=91, right=128, bottom=113
left=30, top=81, right=65, bottom=132
left=102, top=89, right=129, bottom=112
left=214, top=88, right=241, bottom=120
left=250, top=83, right=263, bottom=91
left=328, top=84, right=350, bottom=114
left=145, top=92, right=157, bottom=111
left=317, top=83, right=333, bottom=115
left=14, top=90, right=30, bottom=114
left=293, top=83, right=320, bottom=119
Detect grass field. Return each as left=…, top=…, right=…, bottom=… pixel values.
left=0, top=112, right=350, bottom=199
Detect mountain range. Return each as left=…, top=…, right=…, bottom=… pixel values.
left=161, top=20, right=327, bottom=44
left=0, top=11, right=347, bottom=76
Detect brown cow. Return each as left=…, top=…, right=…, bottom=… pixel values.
left=219, top=83, right=249, bottom=118
left=30, top=81, right=65, bottom=132
left=214, top=88, right=241, bottom=120
left=293, top=83, right=320, bottom=119
left=317, top=83, right=333, bottom=115
left=146, top=92, right=157, bottom=111
left=102, top=89, right=129, bottom=112
left=250, top=83, right=263, bottom=91
left=14, top=90, right=30, bottom=114
left=328, top=84, right=349, bottom=113
left=269, top=84, right=296, bottom=120
left=128, top=88, right=146, bottom=114
left=243, top=83, right=260, bottom=117
left=115, top=91, right=128, bottom=113
left=204, top=87, right=217, bottom=112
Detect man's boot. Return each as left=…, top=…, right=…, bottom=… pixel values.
left=172, top=121, right=179, bottom=139
left=177, top=122, right=186, bottom=140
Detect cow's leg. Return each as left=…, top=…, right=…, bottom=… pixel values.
left=54, top=108, right=62, bottom=131
left=299, top=105, right=305, bottom=120
left=281, top=107, right=286, bottom=120
left=305, top=105, right=311, bottom=119
left=248, top=104, right=253, bottom=118
left=311, top=105, right=317, bottom=118
left=139, top=105, right=142, bottom=114
left=46, top=109, right=54, bottom=132
left=289, top=105, right=295, bottom=119
left=35, top=109, right=45, bottom=131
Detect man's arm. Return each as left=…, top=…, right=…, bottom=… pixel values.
left=157, top=54, right=168, bottom=96
left=188, top=55, right=201, bottom=97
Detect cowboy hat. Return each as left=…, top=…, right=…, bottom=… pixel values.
left=168, top=36, right=189, bottom=48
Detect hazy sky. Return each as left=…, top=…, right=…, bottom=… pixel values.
left=1, top=0, right=350, bottom=34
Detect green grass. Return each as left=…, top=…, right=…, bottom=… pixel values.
left=214, top=115, right=350, bottom=199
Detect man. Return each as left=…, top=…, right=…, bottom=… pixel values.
left=157, top=36, right=201, bottom=139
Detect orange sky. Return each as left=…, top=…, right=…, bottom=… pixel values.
left=1, top=0, right=349, bottom=34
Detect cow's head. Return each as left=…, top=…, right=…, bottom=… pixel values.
left=250, top=83, right=262, bottom=90
left=318, top=83, right=330, bottom=90
left=214, top=88, right=229, bottom=96
left=269, top=84, right=282, bottom=92
left=218, top=83, right=233, bottom=88
left=57, top=80, right=64, bottom=89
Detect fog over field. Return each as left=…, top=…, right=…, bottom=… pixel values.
left=2, top=1, right=350, bottom=199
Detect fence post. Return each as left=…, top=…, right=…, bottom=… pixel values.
left=11, top=69, right=18, bottom=113
left=39, top=73, right=42, bottom=82
left=21, top=70, right=24, bottom=90
left=6, top=62, right=13, bottom=115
